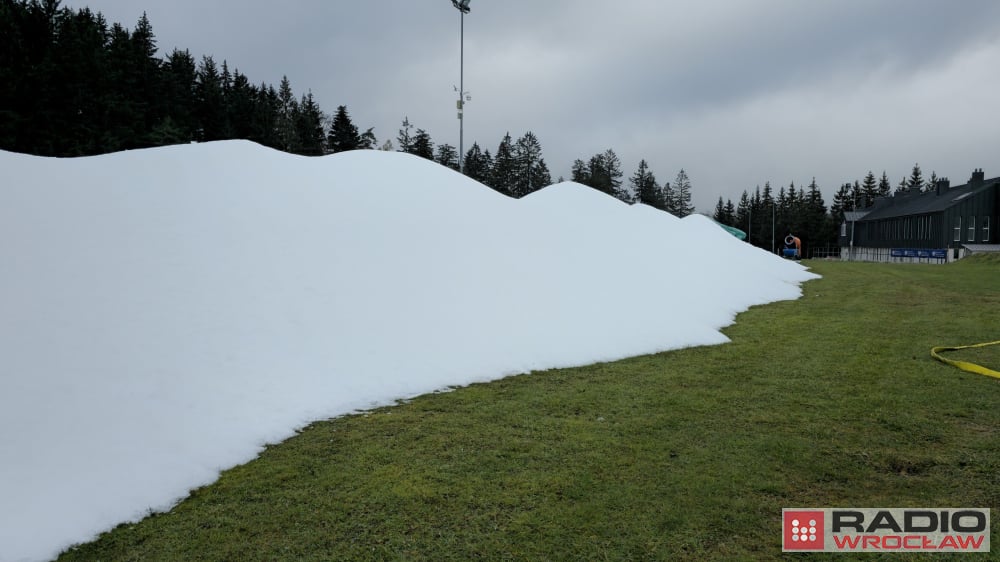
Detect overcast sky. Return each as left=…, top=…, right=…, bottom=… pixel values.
left=67, top=0, right=1000, bottom=211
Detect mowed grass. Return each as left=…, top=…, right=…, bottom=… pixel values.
left=60, top=258, right=999, bottom=561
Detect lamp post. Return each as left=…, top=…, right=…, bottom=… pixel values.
left=451, top=0, right=471, bottom=172
left=849, top=193, right=859, bottom=261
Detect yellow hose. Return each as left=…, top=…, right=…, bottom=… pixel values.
left=931, top=341, right=1000, bottom=379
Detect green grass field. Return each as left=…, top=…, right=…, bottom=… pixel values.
left=60, top=258, right=999, bottom=561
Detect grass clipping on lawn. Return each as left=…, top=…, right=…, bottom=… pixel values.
left=60, top=259, right=999, bottom=561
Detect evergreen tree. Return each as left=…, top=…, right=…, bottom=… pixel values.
left=462, top=142, right=492, bottom=185
left=410, top=128, right=434, bottom=160
left=295, top=91, right=325, bottom=156
left=103, top=22, right=142, bottom=150
left=490, top=133, right=516, bottom=195
left=803, top=178, right=832, bottom=253
left=906, top=163, right=923, bottom=192
left=227, top=70, right=257, bottom=141
left=735, top=190, right=751, bottom=240
left=851, top=180, right=863, bottom=208
left=776, top=186, right=787, bottom=218
left=128, top=13, right=161, bottom=144
left=92, top=12, right=163, bottom=151
left=216, top=60, right=232, bottom=139
left=220, top=60, right=232, bottom=101
left=878, top=171, right=892, bottom=198
left=570, top=159, right=590, bottom=184
left=533, top=159, right=552, bottom=194
left=478, top=148, right=494, bottom=185
left=631, top=160, right=662, bottom=208
left=713, top=197, right=726, bottom=222
left=511, top=131, right=549, bottom=197
left=358, top=127, right=377, bottom=149
left=748, top=185, right=767, bottom=246
left=435, top=143, right=459, bottom=170
left=275, top=75, right=299, bottom=152
left=723, top=199, right=736, bottom=226
left=586, top=149, right=626, bottom=202
left=45, top=7, right=111, bottom=154
left=895, top=176, right=907, bottom=194
left=673, top=169, right=695, bottom=217
left=778, top=182, right=807, bottom=238
left=196, top=56, right=227, bottom=141
left=661, top=181, right=676, bottom=214
left=252, top=83, right=280, bottom=149
left=760, top=181, right=776, bottom=250
left=0, top=0, right=50, bottom=152
left=327, top=105, right=360, bottom=153
left=604, top=149, right=626, bottom=201
left=925, top=170, right=938, bottom=193
left=861, top=171, right=878, bottom=207
left=147, top=116, right=185, bottom=145
left=396, top=117, right=413, bottom=153
left=831, top=182, right=852, bottom=218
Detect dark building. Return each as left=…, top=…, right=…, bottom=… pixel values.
left=840, top=168, right=999, bottom=262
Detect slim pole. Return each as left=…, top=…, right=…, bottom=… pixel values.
left=771, top=202, right=775, bottom=253
left=850, top=220, right=855, bottom=261
left=458, top=11, right=464, bottom=172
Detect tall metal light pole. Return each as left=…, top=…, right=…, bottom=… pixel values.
left=451, top=0, right=471, bottom=172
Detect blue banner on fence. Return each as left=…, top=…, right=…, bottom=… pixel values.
left=890, top=248, right=947, bottom=259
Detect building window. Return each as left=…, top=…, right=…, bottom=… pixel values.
left=968, top=216, right=976, bottom=241
left=984, top=216, right=991, bottom=242
left=954, top=217, right=961, bottom=242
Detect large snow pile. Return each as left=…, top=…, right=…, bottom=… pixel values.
left=0, top=141, right=817, bottom=562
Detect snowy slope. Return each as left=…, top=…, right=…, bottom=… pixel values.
left=0, top=141, right=817, bottom=562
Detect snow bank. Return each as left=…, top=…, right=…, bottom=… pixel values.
left=0, top=141, right=817, bottom=562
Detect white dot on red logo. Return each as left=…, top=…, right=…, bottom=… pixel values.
left=792, top=526, right=799, bottom=534
left=809, top=519, right=816, bottom=527
left=809, top=534, right=816, bottom=541
left=792, top=519, right=799, bottom=526
left=801, top=533, right=808, bottom=541
left=791, top=535, right=799, bottom=542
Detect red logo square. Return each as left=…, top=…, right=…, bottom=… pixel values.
left=783, top=510, right=825, bottom=551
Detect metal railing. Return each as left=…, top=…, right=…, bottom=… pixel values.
left=808, top=246, right=842, bottom=259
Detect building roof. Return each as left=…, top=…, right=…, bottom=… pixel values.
left=964, top=244, right=1000, bottom=253
left=860, top=175, right=999, bottom=221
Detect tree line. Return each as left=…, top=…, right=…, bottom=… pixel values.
left=1, top=0, right=339, bottom=156
left=713, top=163, right=939, bottom=255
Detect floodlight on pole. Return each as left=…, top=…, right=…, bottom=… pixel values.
left=451, top=0, right=471, bottom=171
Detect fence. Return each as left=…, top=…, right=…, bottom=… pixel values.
left=808, top=246, right=842, bottom=259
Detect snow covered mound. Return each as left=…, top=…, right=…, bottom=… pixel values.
left=0, top=141, right=817, bottom=562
